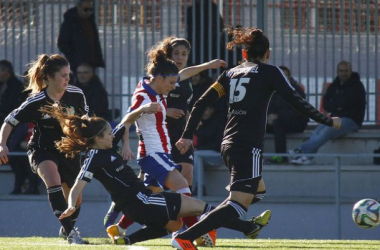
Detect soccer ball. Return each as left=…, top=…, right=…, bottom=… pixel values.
left=352, top=198, right=380, bottom=229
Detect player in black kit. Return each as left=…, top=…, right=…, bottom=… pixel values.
left=44, top=104, right=268, bottom=245
left=0, top=54, right=89, bottom=244
left=172, top=28, right=342, bottom=250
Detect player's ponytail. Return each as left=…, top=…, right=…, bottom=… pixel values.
left=25, top=54, right=69, bottom=94
left=40, top=105, right=108, bottom=158
left=226, top=27, right=269, bottom=62
left=146, top=40, right=179, bottom=78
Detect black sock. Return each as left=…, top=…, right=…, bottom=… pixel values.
left=47, top=185, right=72, bottom=235
left=189, top=185, right=193, bottom=193
left=178, top=200, right=247, bottom=241
left=70, top=204, right=81, bottom=227
left=126, top=226, right=169, bottom=244
left=223, top=217, right=253, bottom=234
left=202, top=201, right=252, bottom=233
left=202, top=203, right=214, bottom=215
left=251, top=190, right=266, bottom=204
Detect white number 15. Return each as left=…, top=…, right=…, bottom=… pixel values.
left=229, top=78, right=249, bottom=103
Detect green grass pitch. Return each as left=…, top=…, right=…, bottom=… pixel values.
left=0, top=238, right=380, bottom=250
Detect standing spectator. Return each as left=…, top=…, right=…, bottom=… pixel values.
left=266, top=66, right=309, bottom=164
left=173, top=27, right=341, bottom=250
left=0, top=54, right=89, bottom=244
left=186, top=0, right=224, bottom=65
left=290, top=61, right=366, bottom=165
left=58, top=0, right=105, bottom=74
left=75, top=63, right=110, bottom=120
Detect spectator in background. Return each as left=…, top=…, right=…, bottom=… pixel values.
left=9, top=71, right=40, bottom=194
left=266, top=66, right=309, bottom=164
left=0, top=60, right=24, bottom=123
left=192, top=105, right=224, bottom=196
left=189, top=71, right=213, bottom=109
left=186, top=0, right=224, bottom=65
left=190, top=71, right=228, bottom=124
left=75, top=63, right=110, bottom=120
left=58, top=0, right=105, bottom=74
left=290, top=61, right=366, bottom=165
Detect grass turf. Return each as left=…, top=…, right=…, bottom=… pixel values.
left=0, top=238, right=379, bottom=250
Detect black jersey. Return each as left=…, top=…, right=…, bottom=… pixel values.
left=78, top=123, right=150, bottom=204
left=166, top=79, right=193, bottom=140
left=5, top=85, right=89, bottom=152
left=183, top=61, right=333, bottom=149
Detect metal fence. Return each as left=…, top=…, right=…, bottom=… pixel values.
left=1, top=0, right=379, bottom=123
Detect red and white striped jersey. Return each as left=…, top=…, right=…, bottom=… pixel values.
left=129, top=77, right=171, bottom=158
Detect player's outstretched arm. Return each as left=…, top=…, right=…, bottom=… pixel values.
left=59, top=179, right=87, bottom=219
left=179, top=59, right=226, bottom=81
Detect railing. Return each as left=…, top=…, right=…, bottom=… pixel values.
left=194, top=151, right=380, bottom=240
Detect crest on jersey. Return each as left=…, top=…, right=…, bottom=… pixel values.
left=62, top=106, right=75, bottom=116
left=111, top=156, right=116, bottom=162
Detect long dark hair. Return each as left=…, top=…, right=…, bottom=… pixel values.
left=226, top=27, right=269, bottom=61
left=145, top=39, right=180, bottom=78
left=40, top=105, right=108, bottom=158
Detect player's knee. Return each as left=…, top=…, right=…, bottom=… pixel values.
left=251, top=190, right=266, bottom=204
left=165, top=219, right=183, bottom=232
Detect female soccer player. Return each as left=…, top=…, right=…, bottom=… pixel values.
left=172, top=27, right=342, bottom=250
left=105, top=37, right=226, bottom=246
left=46, top=99, right=265, bottom=246
left=0, top=54, right=89, bottom=244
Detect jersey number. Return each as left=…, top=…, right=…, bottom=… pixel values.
left=229, top=78, right=249, bottom=103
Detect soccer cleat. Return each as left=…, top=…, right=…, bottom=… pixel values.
left=58, top=226, right=67, bottom=239
left=193, top=230, right=217, bottom=247
left=172, top=237, right=198, bottom=250
left=67, top=228, right=89, bottom=244
left=245, top=210, right=272, bottom=239
left=106, top=224, right=126, bottom=242
left=113, top=236, right=131, bottom=245
left=291, top=156, right=311, bottom=165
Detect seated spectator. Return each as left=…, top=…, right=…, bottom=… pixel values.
left=290, top=61, right=366, bottom=165
left=75, top=63, right=110, bottom=120
left=0, top=61, right=39, bottom=194
left=266, top=66, right=309, bottom=164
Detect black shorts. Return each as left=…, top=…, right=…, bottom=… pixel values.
left=221, top=144, right=263, bottom=194
left=171, top=141, right=194, bottom=165
left=27, top=148, right=81, bottom=188
left=121, top=192, right=181, bottom=228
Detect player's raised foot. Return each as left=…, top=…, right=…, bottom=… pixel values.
left=67, top=229, right=89, bottom=244
left=172, top=237, right=198, bottom=250
left=106, top=224, right=126, bottom=242
left=193, top=229, right=217, bottom=247
left=245, top=210, right=272, bottom=239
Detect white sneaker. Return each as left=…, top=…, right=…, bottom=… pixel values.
left=67, top=229, right=88, bottom=244
left=291, top=156, right=311, bottom=165
left=58, top=226, right=67, bottom=239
